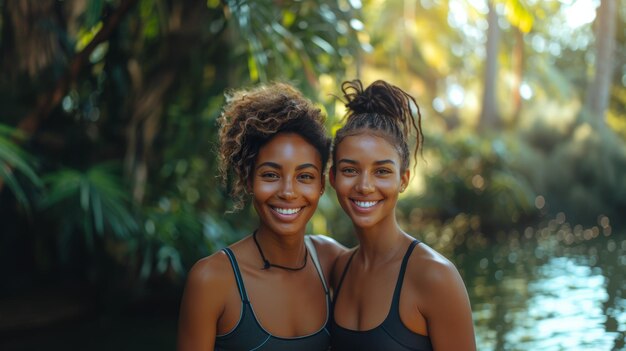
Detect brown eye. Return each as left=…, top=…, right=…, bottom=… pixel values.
left=261, top=172, right=279, bottom=179
left=298, top=173, right=315, bottom=180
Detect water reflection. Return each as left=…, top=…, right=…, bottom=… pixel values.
left=513, top=258, right=610, bottom=349
left=466, top=234, right=626, bottom=350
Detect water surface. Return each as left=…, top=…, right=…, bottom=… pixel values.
left=463, top=226, right=626, bottom=350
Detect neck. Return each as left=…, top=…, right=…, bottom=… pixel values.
left=353, top=217, right=409, bottom=268
left=254, top=226, right=307, bottom=268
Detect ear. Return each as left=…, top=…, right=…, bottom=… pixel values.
left=400, top=169, right=410, bottom=193
left=329, top=166, right=337, bottom=189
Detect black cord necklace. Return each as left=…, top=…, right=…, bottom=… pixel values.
left=252, top=230, right=308, bottom=271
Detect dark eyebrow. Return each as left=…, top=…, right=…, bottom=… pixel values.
left=256, top=162, right=319, bottom=172
left=296, top=163, right=320, bottom=172
left=374, top=159, right=396, bottom=166
left=337, top=159, right=396, bottom=166
left=337, top=159, right=357, bottom=165
left=256, top=162, right=281, bottom=170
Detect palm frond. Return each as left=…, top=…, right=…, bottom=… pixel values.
left=0, top=123, right=42, bottom=210
left=225, top=0, right=361, bottom=84
left=40, top=163, right=138, bottom=242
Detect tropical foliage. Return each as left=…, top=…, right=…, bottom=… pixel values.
left=0, top=123, right=42, bottom=211
left=0, top=0, right=362, bottom=297
left=1, top=0, right=625, bottom=307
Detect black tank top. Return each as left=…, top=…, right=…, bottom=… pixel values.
left=215, top=236, right=331, bottom=351
left=331, top=240, right=433, bottom=351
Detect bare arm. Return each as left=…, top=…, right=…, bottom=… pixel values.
left=177, top=254, right=230, bottom=351
left=420, top=258, right=476, bottom=351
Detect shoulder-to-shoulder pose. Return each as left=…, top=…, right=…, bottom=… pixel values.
left=329, top=80, right=476, bottom=351
left=177, top=82, right=345, bottom=351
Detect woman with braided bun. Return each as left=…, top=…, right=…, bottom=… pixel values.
left=177, top=82, right=345, bottom=351
left=329, top=80, right=476, bottom=351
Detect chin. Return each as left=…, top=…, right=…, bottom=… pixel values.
left=270, top=218, right=312, bottom=236
left=349, top=217, right=378, bottom=230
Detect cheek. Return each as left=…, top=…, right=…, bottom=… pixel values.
left=252, top=180, right=277, bottom=198
left=301, top=184, right=322, bottom=201
left=331, top=176, right=351, bottom=192
left=379, top=178, right=400, bottom=190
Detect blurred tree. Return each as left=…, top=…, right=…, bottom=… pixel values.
left=355, top=0, right=626, bottom=229
left=1, top=0, right=625, bottom=313
left=480, top=0, right=534, bottom=129
left=479, top=0, right=500, bottom=130
left=501, top=0, right=533, bottom=126
left=585, top=0, right=618, bottom=129
left=0, top=0, right=362, bottom=299
left=359, top=0, right=463, bottom=130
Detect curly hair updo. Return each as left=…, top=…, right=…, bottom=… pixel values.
left=218, top=82, right=331, bottom=212
left=332, top=79, right=423, bottom=172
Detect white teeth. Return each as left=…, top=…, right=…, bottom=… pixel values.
left=354, top=200, right=378, bottom=208
left=274, top=207, right=302, bottom=215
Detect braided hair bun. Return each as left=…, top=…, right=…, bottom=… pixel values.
left=333, top=79, right=423, bottom=171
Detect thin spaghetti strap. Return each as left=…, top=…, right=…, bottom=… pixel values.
left=305, top=236, right=329, bottom=294
left=391, top=240, right=419, bottom=305
left=334, top=249, right=358, bottom=300
left=222, top=248, right=249, bottom=303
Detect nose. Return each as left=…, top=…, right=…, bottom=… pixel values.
left=278, top=178, right=297, bottom=200
left=355, top=174, right=375, bottom=194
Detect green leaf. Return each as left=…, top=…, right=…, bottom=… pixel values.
left=0, top=124, right=42, bottom=210
left=85, top=0, right=104, bottom=28
left=40, top=163, right=138, bottom=244
left=0, top=165, right=29, bottom=209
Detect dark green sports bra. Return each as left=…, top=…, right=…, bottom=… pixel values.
left=215, top=236, right=331, bottom=351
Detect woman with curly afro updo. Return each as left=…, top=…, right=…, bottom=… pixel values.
left=178, top=82, right=345, bottom=351
left=329, top=80, right=476, bottom=351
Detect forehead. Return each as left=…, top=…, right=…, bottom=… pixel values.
left=336, top=134, right=400, bottom=162
left=257, top=133, right=321, bottom=165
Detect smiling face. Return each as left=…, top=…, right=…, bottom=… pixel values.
left=330, top=133, right=409, bottom=231
left=251, top=133, right=324, bottom=237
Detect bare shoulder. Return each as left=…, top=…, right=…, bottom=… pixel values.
left=404, top=242, right=476, bottom=350
left=334, top=246, right=357, bottom=266
left=409, top=243, right=470, bottom=313
left=307, top=234, right=348, bottom=266
left=186, top=234, right=252, bottom=288
left=185, top=250, right=234, bottom=295
left=178, top=249, right=238, bottom=351
left=307, top=234, right=349, bottom=284
left=308, top=234, right=348, bottom=255
left=411, top=242, right=459, bottom=277
left=409, top=245, right=476, bottom=349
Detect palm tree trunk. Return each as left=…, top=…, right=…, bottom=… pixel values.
left=479, top=1, right=500, bottom=130
left=511, top=28, right=524, bottom=126
left=585, top=0, right=617, bottom=128
left=123, top=0, right=211, bottom=204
